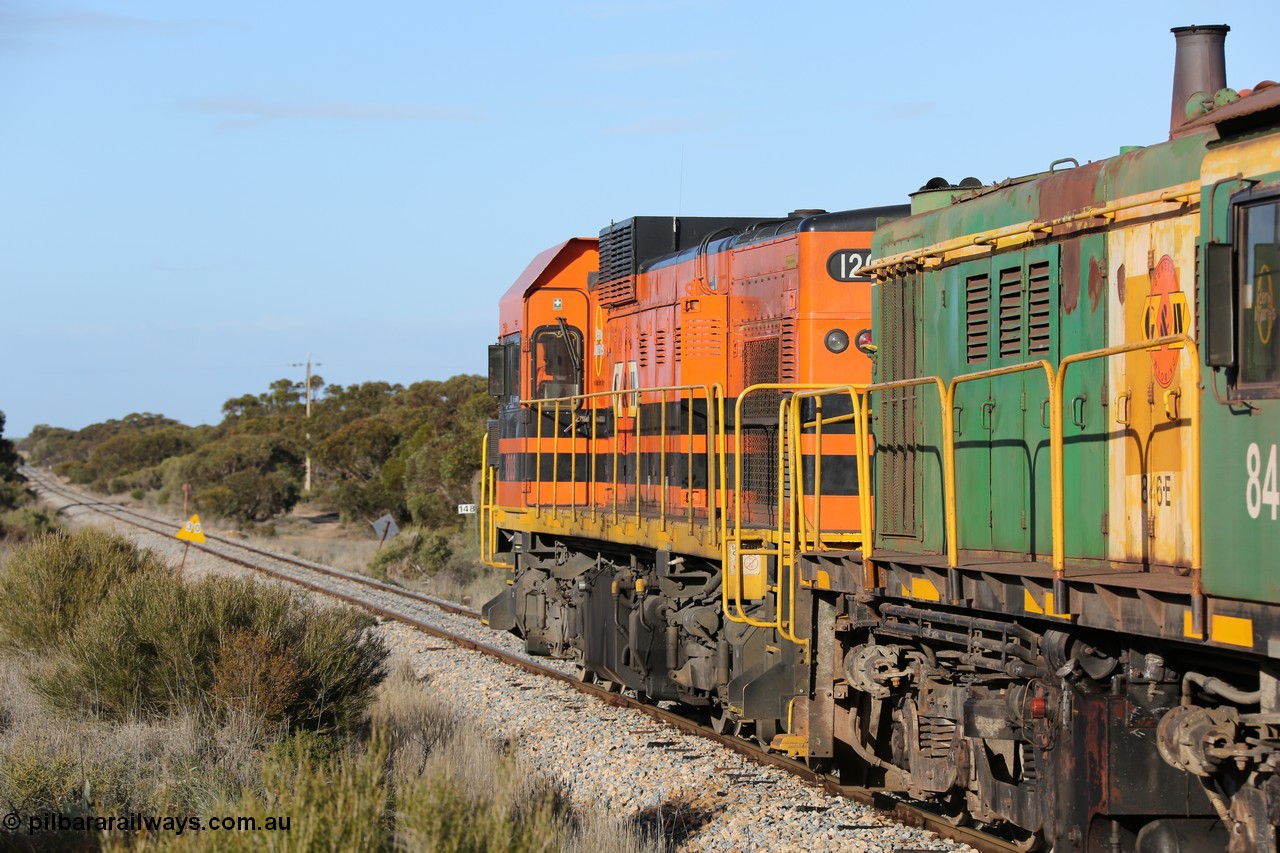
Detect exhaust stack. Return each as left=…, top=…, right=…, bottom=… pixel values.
left=1170, top=25, right=1229, bottom=133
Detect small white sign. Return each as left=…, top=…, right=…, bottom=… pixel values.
left=371, top=514, right=399, bottom=540
left=457, top=503, right=477, bottom=515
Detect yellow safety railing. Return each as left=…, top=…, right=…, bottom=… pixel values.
left=477, top=439, right=510, bottom=569
left=780, top=384, right=875, bottom=645
left=861, top=376, right=949, bottom=566
left=480, top=336, right=1203, bottom=634
left=1049, top=334, right=1201, bottom=618
left=723, top=383, right=841, bottom=642
left=511, top=383, right=723, bottom=533
left=787, top=385, right=869, bottom=552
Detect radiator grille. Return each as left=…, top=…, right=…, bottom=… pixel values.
left=879, top=274, right=919, bottom=537
left=965, top=273, right=990, bottom=364
left=740, top=426, right=777, bottom=526
left=598, top=221, right=637, bottom=306
left=742, top=337, right=780, bottom=419
left=1028, top=262, right=1052, bottom=354
left=780, top=320, right=798, bottom=383
left=998, top=266, right=1023, bottom=358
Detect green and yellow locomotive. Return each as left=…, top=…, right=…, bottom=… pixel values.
left=481, top=25, right=1280, bottom=852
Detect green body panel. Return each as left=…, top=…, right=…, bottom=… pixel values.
left=870, top=128, right=1280, bottom=584
left=1058, top=234, right=1108, bottom=561
left=1199, top=151, right=1280, bottom=603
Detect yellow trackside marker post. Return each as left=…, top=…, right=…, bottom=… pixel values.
left=175, top=513, right=206, bottom=569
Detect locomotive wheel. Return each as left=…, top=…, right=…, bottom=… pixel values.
left=937, top=791, right=971, bottom=827
left=1008, top=827, right=1044, bottom=852
left=711, top=708, right=740, bottom=736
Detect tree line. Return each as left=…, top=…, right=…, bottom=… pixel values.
left=19, top=375, right=495, bottom=528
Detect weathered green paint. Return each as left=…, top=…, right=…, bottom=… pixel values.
left=874, top=112, right=1280, bottom=609
left=1198, top=138, right=1280, bottom=603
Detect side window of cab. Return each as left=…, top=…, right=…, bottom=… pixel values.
left=1238, top=196, right=1280, bottom=393
left=1205, top=187, right=1280, bottom=399
left=531, top=324, right=583, bottom=400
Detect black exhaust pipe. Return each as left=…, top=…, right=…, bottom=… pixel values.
left=1170, top=25, right=1229, bottom=133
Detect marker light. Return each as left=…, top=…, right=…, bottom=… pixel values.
left=824, top=329, right=850, bottom=354
left=855, top=328, right=876, bottom=355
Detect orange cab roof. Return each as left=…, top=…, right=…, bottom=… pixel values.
left=497, top=237, right=598, bottom=337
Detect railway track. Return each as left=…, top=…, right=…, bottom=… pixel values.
left=22, top=466, right=1015, bottom=853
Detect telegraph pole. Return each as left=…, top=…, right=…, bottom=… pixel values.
left=291, top=354, right=322, bottom=494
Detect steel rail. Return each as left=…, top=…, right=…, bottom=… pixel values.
left=21, top=467, right=480, bottom=621
left=25, top=468, right=1021, bottom=853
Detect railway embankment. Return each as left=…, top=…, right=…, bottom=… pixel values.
left=13, top=472, right=978, bottom=853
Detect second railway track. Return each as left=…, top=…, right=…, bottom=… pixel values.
left=24, top=467, right=1010, bottom=853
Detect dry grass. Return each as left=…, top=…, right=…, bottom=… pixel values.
left=0, top=655, right=263, bottom=825
left=0, top=525, right=655, bottom=852
left=376, top=660, right=663, bottom=853
left=95, top=659, right=662, bottom=853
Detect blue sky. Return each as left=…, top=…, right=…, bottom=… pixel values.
left=2, top=0, right=1278, bottom=437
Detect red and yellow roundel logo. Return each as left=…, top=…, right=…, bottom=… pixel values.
left=1142, top=255, right=1188, bottom=388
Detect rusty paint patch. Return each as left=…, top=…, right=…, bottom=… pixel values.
left=1061, top=240, right=1081, bottom=315
left=1036, top=160, right=1105, bottom=221
left=1088, top=255, right=1105, bottom=313
left=1117, top=263, right=1126, bottom=305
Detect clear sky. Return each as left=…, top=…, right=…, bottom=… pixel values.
left=2, top=1, right=1278, bottom=437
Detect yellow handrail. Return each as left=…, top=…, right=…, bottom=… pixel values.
left=778, top=384, right=872, bottom=647
left=534, top=396, right=544, bottom=516
left=478, top=438, right=489, bottom=562
left=724, top=383, right=837, bottom=633
left=787, top=385, right=867, bottom=552
left=516, top=384, right=719, bottom=536
left=862, top=376, right=949, bottom=565
left=477, top=438, right=510, bottom=569
left=1050, top=335, right=1201, bottom=614
left=862, top=183, right=1200, bottom=278
left=777, top=396, right=804, bottom=646
left=945, top=361, right=1056, bottom=569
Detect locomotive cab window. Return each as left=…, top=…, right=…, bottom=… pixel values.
left=530, top=324, right=583, bottom=400
left=1238, top=196, right=1280, bottom=393
left=488, top=334, right=520, bottom=398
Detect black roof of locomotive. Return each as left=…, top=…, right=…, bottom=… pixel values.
left=632, top=205, right=910, bottom=274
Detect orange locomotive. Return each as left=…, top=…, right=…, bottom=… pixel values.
left=482, top=207, right=906, bottom=727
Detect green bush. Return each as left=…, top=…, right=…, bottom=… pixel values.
left=368, top=528, right=452, bottom=581
left=195, top=470, right=299, bottom=523
left=39, top=572, right=388, bottom=736
left=0, top=507, right=62, bottom=545
left=0, top=529, right=167, bottom=653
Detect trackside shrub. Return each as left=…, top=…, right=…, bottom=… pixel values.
left=368, top=528, right=452, bottom=581
left=0, top=529, right=167, bottom=653
left=38, top=571, right=388, bottom=736
left=0, top=506, right=63, bottom=545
